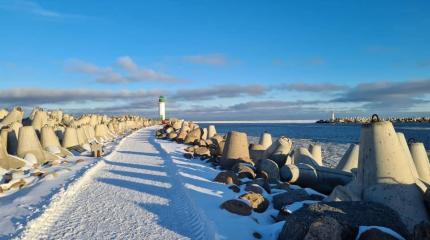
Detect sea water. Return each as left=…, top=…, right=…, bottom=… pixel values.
left=199, top=122, right=430, bottom=167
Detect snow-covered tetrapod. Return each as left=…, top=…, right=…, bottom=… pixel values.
left=221, top=131, right=252, bottom=169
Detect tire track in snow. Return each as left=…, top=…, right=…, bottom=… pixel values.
left=150, top=136, right=217, bottom=240
left=17, top=128, right=215, bottom=239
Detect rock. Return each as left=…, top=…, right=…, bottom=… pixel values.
left=358, top=228, right=398, bottom=240
left=240, top=192, right=269, bottom=213
left=303, top=216, right=353, bottom=240
left=278, top=201, right=409, bottom=240
left=184, top=128, right=202, bottom=145
left=272, top=189, right=322, bottom=210
left=250, top=178, right=271, bottom=194
left=245, top=184, right=264, bottom=194
left=220, top=199, right=252, bottom=216
left=194, top=146, right=210, bottom=157
left=213, top=171, right=241, bottom=185
left=228, top=184, right=241, bottom=193
left=232, top=163, right=256, bottom=179
left=183, top=153, right=193, bottom=159
left=184, top=146, right=195, bottom=152
left=253, top=232, right=262, bottom=239
left=257, top=159, right=280, bottom=183
left=167, top=132, right=177, bottom=140
left=273, top=182, right=291, bottom=191
left=414, top=221, right=430, bottom=240
left=76, top=159, right=85, bottom=163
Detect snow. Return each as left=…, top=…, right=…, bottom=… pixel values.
left=1, top=126, right=354, bottom=239
left=0, top=131, right=130, bottom=239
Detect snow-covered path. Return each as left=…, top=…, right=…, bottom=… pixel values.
left=19, top=127, right=215, bottom=240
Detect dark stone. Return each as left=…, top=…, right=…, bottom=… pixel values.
left=214, top=171, right=241, bottom=185
left=245, top=184, right=264, bottom=194
left=228, top=184, right=241, bottom=193
left=253, top=232, right=262, bottom=239
left=250, top=178, right=271, bottom=194
left=183, top=153, right=193, bottom=159
left=277, top=201, right=409, bottom=240
left=221, top=199, right=252, bottom=216
left=358, top=228, right=398, bottom=240
left=303, top=216, right=354, bottom=240
left=240, top=192, right=269, bottom=213
left=414, top=221, right=430, bottom=240
left=272, top=189, right=319, bottom=210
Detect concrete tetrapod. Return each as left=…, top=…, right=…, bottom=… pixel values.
left=221, top=131, right=252, bottom=170
left=0, top=136, right=27, bottom=169
left=308, top=144, right=323, bottom=166
left=264, top=136, right=293, bottom=166
left=184, top=128, right=202, bottom=145
left=293, top=147, right=321, bottom=167
left=76, top=127, right=92, bottom=151
left=397, top=132, right=420, bottom=180
left=201, top=128, right=208, bottom=140
left=207, top=125, right=217, bottom=139
left=336, top=144, right=359, bottom=173
left=62, top=127, right=80, bottom=149
left=259, top=132, right=272, bottom=149
left=0, top=107, right=24, bottom=127
left=1, top=126, right=20, bottom=156
left=0, top=108, right=9, bottom=120
left=329, top=120, right=428, bottom=232
left=409, top=142, right=430, bottom=182
left=41, top=126, right=73, bottom=157
left=31, top=110, right=48, bottom=134
left=249, top=144, right=267, bottom=163
left=17, top=126, right=60, bottom=165
left=280, top=163, right=352, bottom=194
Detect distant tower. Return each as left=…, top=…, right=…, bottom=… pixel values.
left=159, top=96, right=166, bottom=120
left=331, top=111, right=335, bottom=122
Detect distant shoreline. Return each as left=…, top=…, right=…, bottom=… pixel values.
left=194, top=120, right=317, bottom=124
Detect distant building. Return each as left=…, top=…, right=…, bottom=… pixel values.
left=330, top=112, right=335, bottom=122
left=159, top=96, right=166, bottom=120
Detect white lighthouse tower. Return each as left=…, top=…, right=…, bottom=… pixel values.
left=159, top=96, right=166, bottom=121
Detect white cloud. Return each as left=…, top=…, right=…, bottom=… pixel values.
left=0, top=0, right=83, bottom=19
left=184, top=54, right=228, bottom=66
left=67, top=56, right=184, bottom=84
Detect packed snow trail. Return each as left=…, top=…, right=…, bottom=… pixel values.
left=19, top=127, right=215, bottom=240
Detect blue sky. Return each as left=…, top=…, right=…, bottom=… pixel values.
left=0, top=0, right=429, bottom=120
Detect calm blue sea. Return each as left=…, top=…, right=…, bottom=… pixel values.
left=198, top=122, right=430, bottom=149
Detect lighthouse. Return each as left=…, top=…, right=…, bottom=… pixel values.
left=159, top=96, right=166, bottom=120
